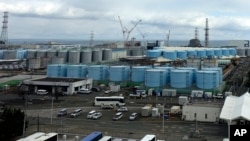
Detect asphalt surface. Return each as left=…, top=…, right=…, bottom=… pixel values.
left=0, top=92, right=228, bottom=141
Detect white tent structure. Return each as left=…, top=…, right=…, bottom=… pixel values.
left=220, top=91, right=250, bottom=140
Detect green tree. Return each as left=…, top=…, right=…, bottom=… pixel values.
left=0, top=107, right=28, bottom=140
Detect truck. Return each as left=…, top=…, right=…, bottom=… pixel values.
left=178, top=96, right=189, bottom=106
left=129, top=90, right=147, bottom=98
left=141, top=105, right=152, bottom=117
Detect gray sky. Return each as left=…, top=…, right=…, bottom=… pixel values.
left=1, top=0, right=250, bottom=40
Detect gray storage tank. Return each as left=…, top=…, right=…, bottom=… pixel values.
left=40, top=57, right=51, bottom=69
left=57, top=50, right=68, bottom=63
left=50, top=57, right=65, bottom=64
left=80, top=50, right=92, bottom=64
left=27, top=58, right=41, bottom=70
left=68, top=50, right=80, bottom=64
left=92, top=50, right=103, bottom=62
left=36, top=50, right=47, bottom=58
left=102, top=49, right=112, bottom=61
left=27, top=50, right=37, bottom=59
left=47, top=50, right=57, bottom=58
left=3, top=50, right=17, bottom=59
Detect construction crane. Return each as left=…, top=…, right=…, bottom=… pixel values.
left=166, top=30, right=170, bottom=46
left=126, top=19, right=142, bottom=41
left=118, top=16, right=128, bottom=42
left=132, top=21, right=146, bottom=40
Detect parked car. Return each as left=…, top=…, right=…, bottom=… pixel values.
left=57, top=108, right=68, bottom=117
left=70, top=109, right=82, bottom=118
left=104, top=90, right=112, bottom=94
left=36, top=89, right=48, bottom=95
left=117, top=107, right=128, bottom=112
left=113, top=112, right=123, bottom=120
left=129, top=112, right=138, bottom=121
left=92, top=112, right=102, bottom=120
left=87, top=110, right=96, bottom=119
left=77, top=88, right=92, bottom=94
left=91, top=87, right=101, bottom=92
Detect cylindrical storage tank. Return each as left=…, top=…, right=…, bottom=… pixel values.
left=131, top=49, right=143, bottom=56
left=27, top=58, right=41, bottom=70
left=92, top=50, right=103, bottom=62
left=47, top=50, right=57, bottom=58
left=80, top=50, right=92, bottom=64
left=146, top=50, right=162, bottom=58
left=57, top=50, right=68, bottom=63
left=196, top=50, right=206, bottom=58
left=109, top=66, right=130, bottom=82
left=177, top=67, right=197, bottom=83
left=16, top=50, right=27, bottom=59
left=0, top=50, right=4, bottom=59
left=229, top=48, right=236, bottom=56
left=47, top=64, right=67, bottom=77
left=40, top=57, right=51, bottom=69
left=68, top=50, right=80, bottom=64
left=88, top=65, right=108, bottom=80
left=67, top=65, right=87, bottom=78
left=27, top=50, right=37, bottom=59
left=102, top=49, right=112, bottom=61
left=145, top=69, right=167, bottom=87
left=202, top=67, right=222, bottom=83
left=205, top=49, right=214, bottom=57
left=36, top=50, right=47, bottom=58
left=3, top=50, right=17, bottom=59
left=196, top=70, right=219, bottom=89
left=236, top=48, right=245, bottom=56
left=214, top=49, right=222, bottom=58
left=246, top=49, right=250, bottom=57
left=50, top=57, right=65, bottom=64
left=170, top=69, right=192, bottom=88
left=221, top=48, right=230, bottom=56
left=155, top=67, right=173, bottom=83
left=177, top=50, right=187, bottom=59
left=131, top=66, right=149, bottom=82
left=162, top=51, right=177, bottom=60
left=187, top=50, right=197, bottom=58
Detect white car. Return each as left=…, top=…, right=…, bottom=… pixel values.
left=113, top=112, right=123, bottom=120
left=117, top=107, right=128, bottom=112
left=36, top=89, right=48, bottom=95
left=129, top=112, right=138, bottom=121
left=92, top=112, right=102, bottom=120
left=104, top=90, right=112, bottom=94
left=78, top=88, right=92, bottom=94
left=87, top=110, right=96, bottom=119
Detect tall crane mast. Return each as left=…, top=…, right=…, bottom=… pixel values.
left=126, top=19, right=142, bottom=41
left=166, top=30, right=170, bottom=46
left=132, top=21, right=146, bottom=40
left=118, top=16, right=127, bottom=42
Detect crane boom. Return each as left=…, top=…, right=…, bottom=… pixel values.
left=118, top=16, right=127, bottom=42
left=126, top=19, right=142, bottom=40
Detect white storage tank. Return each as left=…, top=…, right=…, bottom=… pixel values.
left=170, top=69, right=192, bottom=88
left=68, top=50, right=80, bottom=64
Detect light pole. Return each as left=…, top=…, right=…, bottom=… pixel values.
left=22, top=93, right=28, bottom=137
left=162, top=104, right=165, bottom=132
left=50, top=93, right=54, bottom=125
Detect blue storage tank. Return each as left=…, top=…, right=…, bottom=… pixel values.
left=109, top=66, right=130, bottom=82
left=187, top=50, right=197, bottom=58
left=205, top=49, right=214, bottom=57
left=202, top=67, right=222, bottom=83
left=0, top=50, right=3, bottom=59
left=229, top=48, right=236, bottom=56
left=145, top=69, right=167, bottom=87
left=155, top=66, right=173, bottom=83
left=222, top=48, right=230, bottom=56
left=214, top=49, right=222, bottom=57
left=177, top=67, right=197, bottom=83
left=146, top=50, right=162, bottom=58
left=131, top=66, right=149, bottom=82
left=196, top=50, right=206, bottom=58
left=67, top=65, right=87, bottom=78
left=47, top=64, right=67, bottom=77
left=177, top=50, right=187, bottom=59
left=17, top=50, right=27, bottom=59
left=88, top=65, right=108, bottom=80
left=162, top=51, right=177, bottom=60
left=196, top=70, right=219, bottom=89
left=170, top=69, right=192, bottom=88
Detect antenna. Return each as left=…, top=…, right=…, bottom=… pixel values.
left=0, top=11, right=8, bottom=44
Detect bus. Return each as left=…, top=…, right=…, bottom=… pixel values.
left=94, top=96, right=125, bottom=107
left=98, top=136, right=112, bottom=141
left=80, top=131, right=103, bottom=141
left=17, top=132, right=58, bottom=141
left=140, top=134, right=156, bottom=141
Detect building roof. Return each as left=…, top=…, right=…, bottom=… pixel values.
left=220, top=91, right=250, bottom=121
left=32, top=77, right=86, bottom=83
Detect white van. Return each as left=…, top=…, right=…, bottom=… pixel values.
left=36, top=89, right=48, bottom=95
left=70, top=109, right=82, bottom=118
left=57, top=108, right=67, bottom=117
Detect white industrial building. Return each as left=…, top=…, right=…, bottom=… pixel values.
left=22, top=77, right=93, bottom=95
left=182, top=102, right=222, bottom=122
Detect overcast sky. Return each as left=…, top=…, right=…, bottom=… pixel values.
left=1, top=0, right=250, bottom=41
